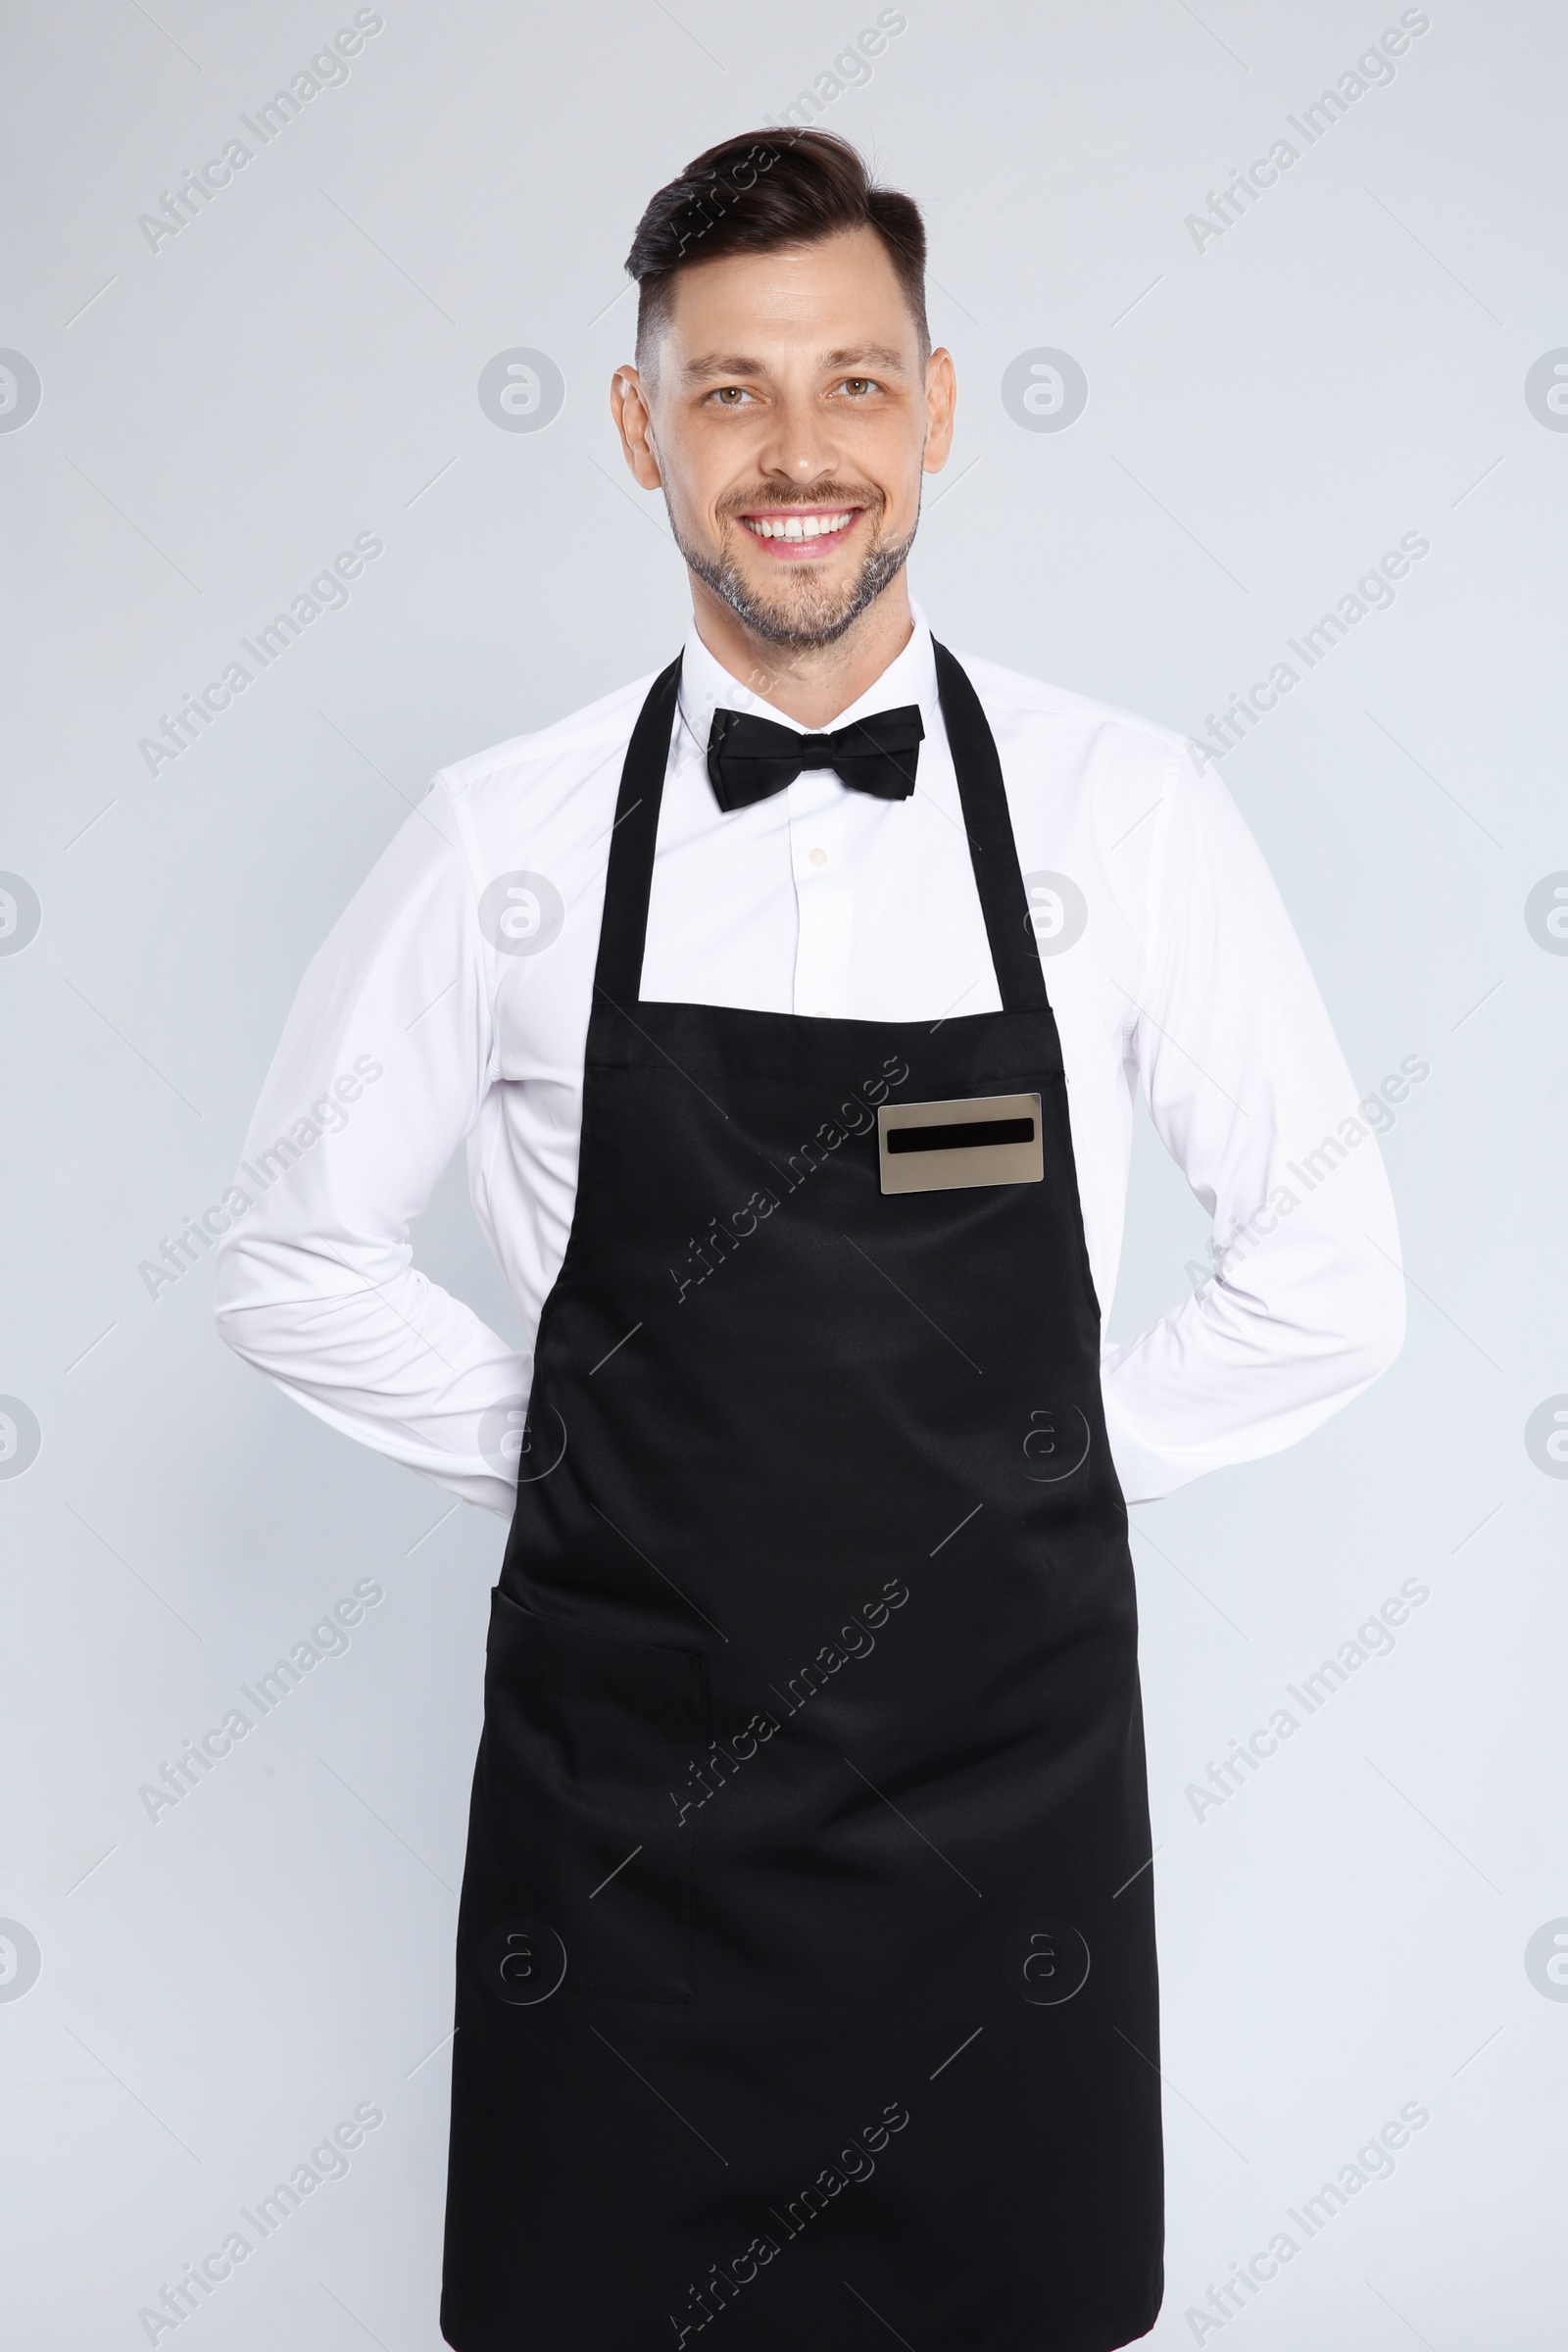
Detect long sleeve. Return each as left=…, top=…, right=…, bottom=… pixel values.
left=213, top=779, right=528, bottom=1517
left=213, top=625, right=1405, bottom=1525
left=1099, top=744, right=1406, bottom=1504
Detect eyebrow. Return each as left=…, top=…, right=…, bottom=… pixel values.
left=680, top=343, right=911, bottom=384
left=821, top=345, right=908, bottom=371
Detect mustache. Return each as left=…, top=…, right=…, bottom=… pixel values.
left=720, top=487, right=883, bottom=517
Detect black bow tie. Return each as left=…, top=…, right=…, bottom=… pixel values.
left=706, top=704, right=924, bottom=811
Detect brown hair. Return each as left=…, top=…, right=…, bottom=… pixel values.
left=624, top=129, right=929, bottom=373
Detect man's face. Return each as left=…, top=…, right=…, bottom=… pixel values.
left=613, top=227, right=955, bottom=652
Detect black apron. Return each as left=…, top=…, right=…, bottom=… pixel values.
left=441, top=647, right=1163, bottom=2352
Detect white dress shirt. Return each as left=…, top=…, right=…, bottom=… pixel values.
left=213, top=600, right=1403, bottom=1516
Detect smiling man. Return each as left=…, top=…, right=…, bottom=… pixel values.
left=216, top=131, right=1404, bottom=2352
left=612, top=161, right=949, bottom=717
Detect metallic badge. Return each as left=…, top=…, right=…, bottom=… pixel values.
left=877, top=1092, right=1044, bottom=1195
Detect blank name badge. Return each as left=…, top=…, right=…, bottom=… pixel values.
left=878, top=1092, right=1045, bottom=1195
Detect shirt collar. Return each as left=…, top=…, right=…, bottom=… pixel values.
left=676, top=595, right=940, bottom=760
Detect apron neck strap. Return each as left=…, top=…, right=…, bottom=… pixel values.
left=592, top=642, right=1050, bottom=1017
left=593, top=655, right=683, bottom=1009
left=930, top=639, right=1049, bottom=1016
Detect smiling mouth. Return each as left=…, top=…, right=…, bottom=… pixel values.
left=736, top=506, right=862, bottom=552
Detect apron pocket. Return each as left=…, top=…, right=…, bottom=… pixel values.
left=479, top=1586, right=709, bottom=2001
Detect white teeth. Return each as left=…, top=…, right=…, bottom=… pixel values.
left=745, top=512, right=853, bottom=541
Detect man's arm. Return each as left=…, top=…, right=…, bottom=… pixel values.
left=214, top=779, right=527, bottom=1517
left=1101, top=742, right=1405, bottom=1504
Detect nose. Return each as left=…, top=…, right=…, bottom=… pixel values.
left=755, top=385, right=841, bottom=490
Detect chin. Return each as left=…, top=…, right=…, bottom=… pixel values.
left=731, top=584, right=877, bottom=652
left=673, top=511, right=914, bottom=651
left=743, top=562, right=853, bottom=613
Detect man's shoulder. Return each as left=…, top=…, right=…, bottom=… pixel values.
left=435, top=666, right=661, bottom=805
left=952, top=646, right=1192, bottom=766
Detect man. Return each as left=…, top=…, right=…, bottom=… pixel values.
left=216, top=130, right=1403, bottom=2352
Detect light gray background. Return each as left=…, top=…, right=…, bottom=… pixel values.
left=3, top=2, right=1564, bottom=2344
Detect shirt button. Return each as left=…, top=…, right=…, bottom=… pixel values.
left=808, top=847, right=828, bottom=867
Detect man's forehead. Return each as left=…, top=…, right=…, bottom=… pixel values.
left=666, top=228, right=911, bottom=327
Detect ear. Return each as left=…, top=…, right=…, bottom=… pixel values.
left=921, top=347, right=957, bottom=474
left=611, top=366, right=663, bottom=488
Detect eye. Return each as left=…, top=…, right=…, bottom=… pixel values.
left=708, top=385, right=755, bottom=406
left=838, top=376, right=880, bottom=397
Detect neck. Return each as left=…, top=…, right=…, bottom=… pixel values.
left=688, top=572, right=914, bottom=729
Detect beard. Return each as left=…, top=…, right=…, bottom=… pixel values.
left=667, top=485, right=919, bottom=653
